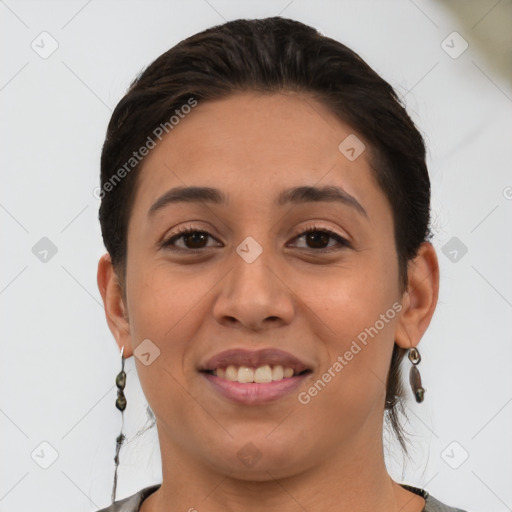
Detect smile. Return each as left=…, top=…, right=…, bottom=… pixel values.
left=200, top=366, right=312, bottom=405
left=204, top=364, right=310, bottom=383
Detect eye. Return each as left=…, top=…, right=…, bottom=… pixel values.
left=160, top=226, right=220, bottom=252
left=160, top=224, right=351, bottom=253
left=291, top=225, right=352, bottom=253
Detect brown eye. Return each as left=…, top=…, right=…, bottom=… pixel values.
left=161, top=229, right=219, bottom=251
left=181, top=232, right=209, bottom=249
left=161, top=226, right=351, bottom=254
left=304, top=231, right=331, bottom=249
left=293, top=227, right=351, bottom=252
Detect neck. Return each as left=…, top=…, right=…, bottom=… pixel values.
left=140, top=421, right=424, bottom=512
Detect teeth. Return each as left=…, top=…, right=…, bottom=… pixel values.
left=225, top=365, right=238, bottom=381
left=271, top=365, right=284, bottom=380
left=238, top=366, right=254, bottom=383
left=216, top=364, right=299, bottom=383
left=254, top=365, right=272, bottom=383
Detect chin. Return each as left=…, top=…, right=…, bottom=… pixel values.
left=200, top=441, right=310, bottom=481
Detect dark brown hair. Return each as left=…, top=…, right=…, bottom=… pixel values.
left=99, top=17, right=432, bottom=451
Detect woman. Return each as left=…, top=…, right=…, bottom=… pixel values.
left=95, top=16, right=467, bottom=512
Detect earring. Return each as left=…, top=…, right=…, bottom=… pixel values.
left=408, top=347, right=425, bottom=403
left=111, top=346, right=127, bottom=504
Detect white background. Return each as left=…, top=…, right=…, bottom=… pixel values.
left=1, top=1, right=511, bottom=511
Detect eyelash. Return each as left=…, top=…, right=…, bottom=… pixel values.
left=160, top=224, right=352, bottom=254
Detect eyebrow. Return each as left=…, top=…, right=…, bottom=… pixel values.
left=148, top=185, right=368, bottom=218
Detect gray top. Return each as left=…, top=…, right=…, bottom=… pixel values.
left=94, top=483, right=469, bottom=512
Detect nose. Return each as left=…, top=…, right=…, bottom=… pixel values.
left=212, top=245, right=295, bottom=332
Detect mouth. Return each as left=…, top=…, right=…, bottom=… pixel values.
left=201, top=365, right=311, bottom=383
left=198, top=348, right=313, bottom=405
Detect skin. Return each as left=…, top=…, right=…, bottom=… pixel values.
left=97, top=92, right=439, bottom=512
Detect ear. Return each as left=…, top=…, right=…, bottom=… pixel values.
left=97, top=253, right=134, bottom=358
left=394, top=242, right=440, bottom=349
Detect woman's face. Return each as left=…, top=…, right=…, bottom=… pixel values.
left=106, top=92, right=412, bottom=478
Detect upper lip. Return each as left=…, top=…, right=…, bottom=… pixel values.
left=199, top=348, right=312, bottom=373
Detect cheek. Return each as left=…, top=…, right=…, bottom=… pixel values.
left=309, top=281, right=398, bottom=380
left=124, top=263, right=208, bottom=423
left=297, top=285, right=398, bottom=440
left=306, top=246, right=399, bottom=337
left=298, top=248, right=399, bottom=402
left=126, top=260, right=204, bottom=341
left=124, top=259, right=220, bottom=398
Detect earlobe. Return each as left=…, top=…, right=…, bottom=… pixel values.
left=394, top=242, right=440, bottom=349
left=97, top=253, right=134, bottom=358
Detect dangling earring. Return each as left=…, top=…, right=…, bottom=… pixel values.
left=408, top=347, right=425, bottom=403
left=111, top=346, right=127, bottom=504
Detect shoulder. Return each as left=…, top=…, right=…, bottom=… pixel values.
left=401, top=483, right=469, bottom=512
left=93, top=484, right=161, bottom=512
left=94, top=482, right=470, bottom=512
left=424, top=493, right=470, bottom=512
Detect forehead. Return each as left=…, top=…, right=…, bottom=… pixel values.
left=132, top=92, right=386, bottom=218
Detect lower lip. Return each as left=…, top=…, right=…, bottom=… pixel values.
left=201, top=372, right=310, bottom=405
